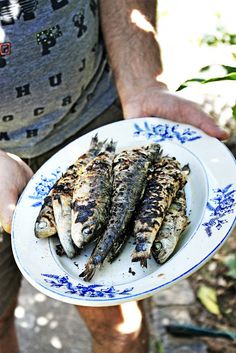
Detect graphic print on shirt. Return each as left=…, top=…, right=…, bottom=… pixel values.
left=72, top=9, right=87, bottom=38
left=0, top=0, right=114, bottom=157
left=0, top=40, right=10, bottom=67
left=36, top=25, right=63, bottom=56
left=0, top=0, right=38, bottom=25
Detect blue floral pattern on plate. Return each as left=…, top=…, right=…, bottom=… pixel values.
left=29, top=168, right=62, bottom=207
left=42, top=274, right=134, bottom=298
left=133, top=121, right=202, bottom=144
left=203, top=184, right=236, bottom=236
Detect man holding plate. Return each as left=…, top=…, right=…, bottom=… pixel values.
left=0, top=1, right=227, bottom=353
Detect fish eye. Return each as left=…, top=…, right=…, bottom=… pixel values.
left=82, top=227, right=92, bottom=236
left=37, top=221, right=47, bottom=229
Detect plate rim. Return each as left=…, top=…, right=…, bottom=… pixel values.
left=11, top=117, right=236, bottom=306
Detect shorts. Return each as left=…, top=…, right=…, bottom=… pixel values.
left=0, top=100, right=123, bottom=316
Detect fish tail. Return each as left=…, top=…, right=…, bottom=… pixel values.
left=131, top=244, right=151, bottom=268
left=105, top=139, right=117, bottom=153
left=79, top=263, right=97, bottom=281
left=147, top=143, right=162, bottom=161
left=131, top=252, right=148, bottom=268
left=89, top=134, right=107, bottom=155
left=90, top=133, right=99, bottom=148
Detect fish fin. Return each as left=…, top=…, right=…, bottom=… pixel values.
left=182, top=164, right=191, bottom=175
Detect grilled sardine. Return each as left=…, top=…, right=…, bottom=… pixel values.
left=71, top=140, right=116, bottom=249
left=80, top=144, right=161, bottom=281
left=132, top=157, right=190, bottom=267
left=152, top=189, right=189, bottom=264
left=51, top=135, right=105, bottom=258
left=35, top=134, right=104, bottom=240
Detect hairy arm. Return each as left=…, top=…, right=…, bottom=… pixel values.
left=99, top=0, right=228, bottom=139
left=99, top=0, right=162, bottom=103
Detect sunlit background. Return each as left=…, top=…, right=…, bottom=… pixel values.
left=158, top=0, right=236, bottom=133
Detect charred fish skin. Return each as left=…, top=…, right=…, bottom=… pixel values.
left=51, top=135, right=106, bottom=258
left=131, top=157, right=190, bottom=268
left=34, top=194, right=57, bottom=238
left=80, top=143, right=162, bottom=281
left=34, top=134, right=104, bottom=240
left=107, top=224, right=133, bottom=263
left=71, top=140, right=117, bottom=249
left=152, top=189, right=189, bottom=264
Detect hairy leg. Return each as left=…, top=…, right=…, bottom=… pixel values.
left=76, top=300, right=149, bottom=353
left=0, top=297, right=19, bottom=353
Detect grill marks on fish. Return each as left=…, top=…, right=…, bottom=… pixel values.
left=131, top=157, right=190, bottom=267
left=35, top=139, right=191, bottom=281
left=79, top=144, right=161, bottom=281
left=152, top=188, right=189, bottom=264
left=71, top=141, right=116, bottom=249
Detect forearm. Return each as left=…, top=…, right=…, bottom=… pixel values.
left=99, top=0, right=163, bottom=103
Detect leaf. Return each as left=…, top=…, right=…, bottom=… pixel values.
left=197, top=285, right=221, bottom=316
left=176, top=78, right=205, bottom=91
left=202, top=72, right=236, bottom=83
left=200, top=64, right=236, bottom=74
left=232, top=104, right=236, bottom=120
left=177, top=65, right=236, bottom=91
left=222, top=65, right=236, bottom=74
left=223, top=255, right=236, bottom=279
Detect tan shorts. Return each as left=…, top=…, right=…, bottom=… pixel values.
left=0, top=101, right=123, bottom=316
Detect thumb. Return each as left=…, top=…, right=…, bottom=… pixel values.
left=0, top=188, right=18, bottom=234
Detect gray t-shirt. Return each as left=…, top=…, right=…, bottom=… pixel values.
left=0, top=0, right=117, bottom=158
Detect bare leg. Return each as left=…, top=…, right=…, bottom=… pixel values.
left=0, top=297, right=19, bottom=353
left=76, top=300, right=149, bottom=353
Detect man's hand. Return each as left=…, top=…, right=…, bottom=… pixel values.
left=0, top=151, right=33, bottom=234
left=121, top=82, right=229, bottom=140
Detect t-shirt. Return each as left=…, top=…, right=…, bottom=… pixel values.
left=0, top=0, right=117, bottom=158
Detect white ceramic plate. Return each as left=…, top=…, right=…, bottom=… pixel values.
left=12, top=118, right=236, bottom=306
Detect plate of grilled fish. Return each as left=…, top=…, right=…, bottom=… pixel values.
left=12, top=117, right=236, bottom=306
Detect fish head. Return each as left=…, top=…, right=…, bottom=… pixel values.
left=35, top=218, right=56, bottom=238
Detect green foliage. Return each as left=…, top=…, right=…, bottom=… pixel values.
left=232, top=104, right=236, bottom=120
left=223, top=254, right=236, bottom=279
left=176, top=65, right=236, bottom=91
left=155, top=340, right=165, bottom=353
left=200, top=26, right=236, bottom=46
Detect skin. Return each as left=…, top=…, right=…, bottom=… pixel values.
left=0, top=1, right=229, bottom=353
